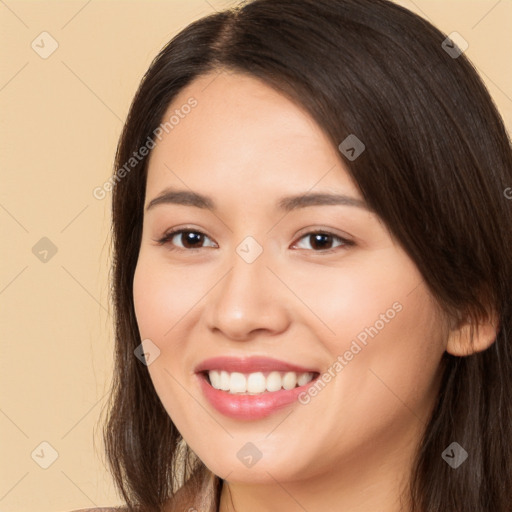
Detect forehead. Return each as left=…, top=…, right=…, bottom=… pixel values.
left=146, top=71, right=360, bottom=204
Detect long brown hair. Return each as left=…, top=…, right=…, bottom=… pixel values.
left=102, top=0, right=512, bottom=510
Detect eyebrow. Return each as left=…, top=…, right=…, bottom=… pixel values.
left=145, top=187, right=371, bottom=212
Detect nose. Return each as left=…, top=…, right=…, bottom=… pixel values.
left=204, top=244, right=291, bottom=341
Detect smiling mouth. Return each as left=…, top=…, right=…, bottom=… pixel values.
left=202, top=370, right=321, bottom=395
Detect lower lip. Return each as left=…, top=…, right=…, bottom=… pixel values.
left=196, top=372, right=319, bottom=420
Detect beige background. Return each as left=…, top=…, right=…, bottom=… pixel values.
left=0, top=1, right=510, bottom=510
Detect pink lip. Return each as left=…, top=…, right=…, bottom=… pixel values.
left=194, top=356, right=320, bottom=420
left=194, top=356, right=319, bottom=374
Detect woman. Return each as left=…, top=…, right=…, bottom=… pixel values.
left=80, top=0, right=512, bottom=510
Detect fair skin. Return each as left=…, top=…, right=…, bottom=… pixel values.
left=132, top=70, right=496, bottom=512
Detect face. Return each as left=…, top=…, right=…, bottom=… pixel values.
left=133, top=70, right=448, bottom=487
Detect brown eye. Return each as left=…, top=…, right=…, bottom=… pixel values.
left=293, top=231, right=354, bottom=253
left=157, top=229, right=216, bottom=251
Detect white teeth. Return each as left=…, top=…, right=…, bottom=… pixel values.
left=297, top=372, right=313, bottom=386
left=209, top=370, right=221, bottom=389
left=266, top=371, right=282, bottom=392
left=229, top=372, right=246, bottom=393
left=247, top=372, right=266, bottom=393
left=282, top=371, right=297, bottom=390
left=207, top=370, right=315, bottom=394
left=220, top=370, right=230, bottom=391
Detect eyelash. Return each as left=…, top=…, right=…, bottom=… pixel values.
left=155, top=227, right=355, bottom=254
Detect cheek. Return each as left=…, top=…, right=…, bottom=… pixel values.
left=333, top=301, right=444, bottom=449
left=133, top=253, right=203, bottom=340
left=132, top=255, right=201, bottom=426
left=295, top=248, right=446, bottom=427
left=287, top=249, right=418, bottom=345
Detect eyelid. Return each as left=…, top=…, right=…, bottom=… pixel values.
left=291, top=228, right=354, bottom=253
left=155, top=226, right=216, bottom=250
left=154, top=226, right=355, bottom=253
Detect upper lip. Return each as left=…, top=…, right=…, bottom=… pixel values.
left=194, top=356, right=320, bottom=374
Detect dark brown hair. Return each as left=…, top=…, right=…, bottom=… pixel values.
left=102, top=0, right=512, bottom=510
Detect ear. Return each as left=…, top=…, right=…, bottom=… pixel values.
left=446, top=309, right=499, bottom=357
